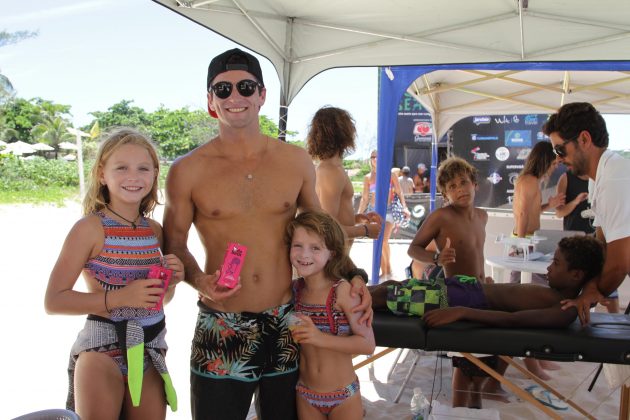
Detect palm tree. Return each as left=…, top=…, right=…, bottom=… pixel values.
left=31, top=116, right=74, bottom=158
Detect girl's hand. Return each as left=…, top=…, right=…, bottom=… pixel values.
left=109, top=278, right=164, bottom=310
left=162, top=253, right=185, bottom=286
left=291, top=314, right=324, bottom=346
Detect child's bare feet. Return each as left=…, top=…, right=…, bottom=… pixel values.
left=524, top=358, right=551, bottom=380
left=481, top=379, right=511, bottom=403
left=539, top=360, right=562, bottom=371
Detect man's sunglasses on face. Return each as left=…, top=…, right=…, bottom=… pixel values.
left=553, top=134, right=579, bottom=158
left=209, top=79, right=263, bottom=99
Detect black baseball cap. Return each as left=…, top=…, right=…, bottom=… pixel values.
left=207, top=48, right=264, bottom=91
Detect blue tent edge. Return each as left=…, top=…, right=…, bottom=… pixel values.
left=371, top=60, right=630, bottom=284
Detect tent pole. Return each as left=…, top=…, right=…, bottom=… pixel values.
left=278, top=102, right=288, bottom=142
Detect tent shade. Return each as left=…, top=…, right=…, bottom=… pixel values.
left=2, top=141, right=36, bottom=156
left=32, top=142, right=55, bottom=151
left=153, top=0, right=630, bottom=105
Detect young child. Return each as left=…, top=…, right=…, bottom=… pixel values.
left=286, top=211, right=375, bottom=419
left=44, top=128, right=183, bottom=419
left=404, top=156, right=497, bottom=408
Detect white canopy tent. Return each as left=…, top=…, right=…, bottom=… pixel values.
left=151, top=0, right=630, bottom=281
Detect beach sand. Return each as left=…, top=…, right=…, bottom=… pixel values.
left=1, top=202, right=624, bottom=419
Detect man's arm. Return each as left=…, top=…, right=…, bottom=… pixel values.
left=163, top=159, right=239, bottom=301
left=513, top=176, right=537, bottom=237
left=562, top=234, right=630, bottom=324
left=317, top=169, right=379, bottom=239
left=423, top=305, right=577, bottom=329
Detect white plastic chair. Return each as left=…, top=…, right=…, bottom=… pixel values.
left=11, top=409, right=80, bottom=420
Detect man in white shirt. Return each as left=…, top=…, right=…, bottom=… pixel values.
left=543, top=102, right=630, bottom=324
left=399, top=166, right=415, bottom=195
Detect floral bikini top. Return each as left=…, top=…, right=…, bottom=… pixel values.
left=293, top=278, right=351, bottom=336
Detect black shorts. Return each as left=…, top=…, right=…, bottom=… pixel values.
left=452, top=355, right=499, bottom=378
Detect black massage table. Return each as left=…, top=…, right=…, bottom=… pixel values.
left=363, top=310, right=630, bottom=419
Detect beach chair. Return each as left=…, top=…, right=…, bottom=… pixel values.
left=11, top=409, right=80, bottom=420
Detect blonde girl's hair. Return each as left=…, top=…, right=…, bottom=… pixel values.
left=82, top=127, right=160, bottom=216
left=285, top=211, right=354, bottom=280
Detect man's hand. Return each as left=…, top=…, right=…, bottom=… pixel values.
left=350, top=277, right=373, bottom=327
left=560, top=283, right=602, bottom=325
left=423, top=307, right=466, bottom=327
left=196, top=269, right=241, bottom=303
left=547, top=193, right=566, bottom=210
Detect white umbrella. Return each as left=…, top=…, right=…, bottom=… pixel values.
left=31, top=142, right=55, bottom=151
left=62, top=153, right=77, bottom=161
left=3, top=141, right=36, bottom=156
left=58, top=141, right=78, bottom=150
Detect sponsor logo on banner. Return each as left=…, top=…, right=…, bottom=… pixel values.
left=413, top=121, right=432, bottom=136
left=495, top=146, right=510, bottom=161
left=470, top=146, right=490, bottom=161
left=516, top=148, right=531, bottom=160
left=473, top=116, right=491, bottom=125
left=487, top=172, right=503, bottom=185
left=494, top=115, right=520, bottom=124
left=471, top=134, right=499, bottom=141
left=537, top=131, right=548, bottom=140
left=505, top=130, right=532, bottom=147
left=524, top=115, right=538, bottom=125
left=506, top=164, right=524, bottom=170
left=412, top=204, right=426, bottom=219
left=508, top=172, right=519, bottom=185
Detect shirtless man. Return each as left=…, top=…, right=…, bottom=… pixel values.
left=511, top=141, right=565, bottom=284
left=306, top=106, right=382, bottom=246
left=163, top=48, right=371, bottom=420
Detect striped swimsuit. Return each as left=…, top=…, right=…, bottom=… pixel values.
left=66, top=212, right=177, bottom=411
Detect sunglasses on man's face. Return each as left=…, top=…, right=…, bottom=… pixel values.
left=209, top=79, right=263, bottom=99
left=552, top=135, right=578, bottom=158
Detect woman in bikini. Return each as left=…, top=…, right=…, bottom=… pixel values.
left=286, top=211, right=375, bottom=419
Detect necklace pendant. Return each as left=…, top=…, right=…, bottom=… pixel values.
left=131, top=222, right=137, bottom=229
left=246, top=174, right=253, bottom=180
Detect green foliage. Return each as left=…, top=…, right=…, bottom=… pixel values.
left=0, top=97, right=72, bottom=143
left=0, top=155, right=79, bottom=190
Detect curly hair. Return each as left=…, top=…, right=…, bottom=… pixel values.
left=285, top=211, right=354, bottom=280
left=543, top=102, right=609, bottom=148
left=82, top=127, right=160, bottom=217
left=557, top=235, right=605, bottom=282
left=520, top=141, right=556, bottom=178
left=306, top=106, right=356, bottom=160
left=437, top=156, right=477, bottom=193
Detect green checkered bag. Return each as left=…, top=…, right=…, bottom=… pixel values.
left=386, top=277, right=447, bottom=316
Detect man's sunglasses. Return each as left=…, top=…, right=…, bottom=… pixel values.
left=209, top=79, right=263, bottom=99
left=552, top=135, right=578, bottom=158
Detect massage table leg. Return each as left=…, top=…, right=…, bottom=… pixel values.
left=500, top=356, right=595, bottom=419
left=352, top=347, right=397, bottom=371
left=620, top=385, right=630, bottom=420
left=387, top=348, right=407, bottom=381
left=394, top=350, right=422, bottom=403
left=461, top=353, right=564, bottom=419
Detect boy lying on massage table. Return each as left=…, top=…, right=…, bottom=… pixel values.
left=370, top=235, right=604, bottom=408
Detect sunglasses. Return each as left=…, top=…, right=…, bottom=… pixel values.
left=370, top=156, right=377, bottom=159
left=552, top=135, right=578, bottom=158
left=209, top=79, right=263, bottom=99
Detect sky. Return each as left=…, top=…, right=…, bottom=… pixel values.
left=1, top=0, right=629, bottom=155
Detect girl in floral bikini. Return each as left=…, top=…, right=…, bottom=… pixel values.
left=45, top=128, right=184, bottom=419
left=286, top=211, right=375, bottom=419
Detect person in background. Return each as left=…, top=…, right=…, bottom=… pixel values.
left=287, top=211, right=375, bottom=419
left=413, top=163, right=429, bottom=193
left=511, top=141, right=565, bottom=284
left=45, top=128, right=183, bottom=419
left=399, top=165, right=415, bottom=196
left=358, top=151, right=410, bottom=280
left=554, top=169, right=618, bottom=313
left=544, top=102, right=630, bottom=324
left=306, top=106, right=382, bottom=248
